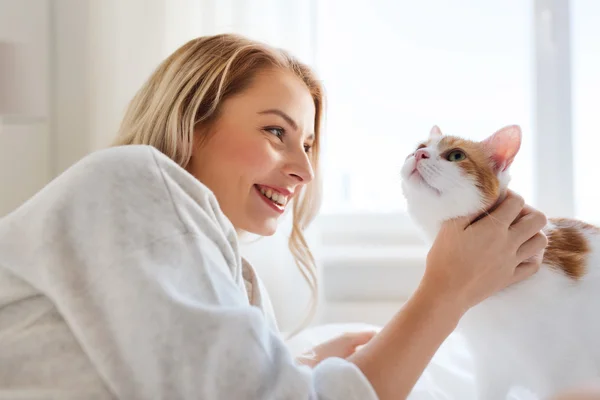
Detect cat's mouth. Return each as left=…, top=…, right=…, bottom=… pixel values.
left=410, top=168, right=442, bottom=196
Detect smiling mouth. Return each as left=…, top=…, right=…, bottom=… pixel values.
left=254, top=184, right=289, bottom=212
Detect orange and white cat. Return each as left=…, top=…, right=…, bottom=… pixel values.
left=401, top=125, right=600, bottom=399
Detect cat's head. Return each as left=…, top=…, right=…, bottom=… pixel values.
left=400, top=124, right=522, bottom=240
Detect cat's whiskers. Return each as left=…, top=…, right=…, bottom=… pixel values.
left=417, top=164, right=442, bottom=195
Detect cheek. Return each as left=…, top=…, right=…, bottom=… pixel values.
left=431, top=162, right=471, bottom=189
left=457, top=161, right=500, bottom=200
left=438, top=164, right=489, bottom=206
left=223, top=135, right=279, bottom=178
left=238, top=152, right=276, bottom=183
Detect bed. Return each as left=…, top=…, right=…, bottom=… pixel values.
left=287, top=322, right=540, bottom=400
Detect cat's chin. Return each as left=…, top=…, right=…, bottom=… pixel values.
left=405, top=170, right=442, bottom=196
left=402, top=173, right=505, bottom=242
left=405, top=202, right=445, bottom=243
left=409, top=192, right=507, bottom=244
left=405, top=194, right=498, bottom=243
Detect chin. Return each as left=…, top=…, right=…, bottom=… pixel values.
left=243, top=219, right=279, bottom=237
left=255, top=225, right=277, bottom=236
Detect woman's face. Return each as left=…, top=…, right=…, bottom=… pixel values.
left=188, top=68, right=316, bottom=236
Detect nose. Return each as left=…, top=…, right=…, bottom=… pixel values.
left=285, top=149, right=315, bottom=184
left=414, top=149, right=430, bottom=161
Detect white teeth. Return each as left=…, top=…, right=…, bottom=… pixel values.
left=257, top=186, right=288, bottom=206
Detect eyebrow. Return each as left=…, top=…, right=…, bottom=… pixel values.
left=258, top=109, right=315, bottom=140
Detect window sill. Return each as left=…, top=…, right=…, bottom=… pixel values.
left=319, top=244, right=427, bottom=303
left=316, top=211, right=425, bottom=247
left=315, top=212, right=428, bottom=303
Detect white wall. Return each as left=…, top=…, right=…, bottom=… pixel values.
left=1, top=0, right=175, bottom=214
left=0, top=0, right=52, bottom=217
left=52, top=0, right=175, bottom=172
left=51, top=0, right=92, bottom=173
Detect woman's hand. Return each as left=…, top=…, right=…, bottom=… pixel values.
left=296, top=331, right=377, bottom=368
left=421, top=189, right=548, bottom=314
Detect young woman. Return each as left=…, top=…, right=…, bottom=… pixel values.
left=0, top=33, right=549, bottom=399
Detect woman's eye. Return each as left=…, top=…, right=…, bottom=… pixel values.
left=265, top=127, right=284, bottom=138
left=304, top=144, right=312, bottom=153
left=447, top=150, right=466, bottom=162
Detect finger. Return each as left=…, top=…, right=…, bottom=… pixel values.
left=516, top=231, right=548, bottom=262
left=440, top=214, right=474, bottom=231
left=512, top=204, right=546, bottom=228
left=345, top=330, right=378, bottom=346
left=486, top=190, right=525, bottom=226
left=513, top=203, right=537, bottom=225
left=509, top=260, right=541, bottom=286
left=511, top=210, right=548, bottom=244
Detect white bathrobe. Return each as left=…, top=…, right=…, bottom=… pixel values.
left=0, top=145, right=378, bottom=400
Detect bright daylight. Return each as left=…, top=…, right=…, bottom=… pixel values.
left=1, top=0, right=599, bottom=399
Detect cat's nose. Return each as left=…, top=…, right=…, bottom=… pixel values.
left=414, top=149, right=430, bottom=161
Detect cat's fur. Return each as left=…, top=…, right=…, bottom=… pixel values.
left=401, top=125, right=600, bottom=399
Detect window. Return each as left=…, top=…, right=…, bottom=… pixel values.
left=316, top=0, right=534, bottom=215
left=313, top=1, right=595, bottom=305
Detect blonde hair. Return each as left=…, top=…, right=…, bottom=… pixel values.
left=112, top=33, right=323, bottom=335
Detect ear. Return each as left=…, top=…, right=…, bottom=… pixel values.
left=429, top=125, right=442, bottom=139
left=482, top=125, right=522, bottom=172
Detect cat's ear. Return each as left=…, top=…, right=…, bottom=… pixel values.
left=482, top=125, right=522, bottom=172
left=429, top=125, right=443, bottom=138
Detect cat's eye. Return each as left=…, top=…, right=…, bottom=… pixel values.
left=446, top=150, right=466, bottom=162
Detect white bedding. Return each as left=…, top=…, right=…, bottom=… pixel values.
left=287, top=323, right=538, bottom=400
